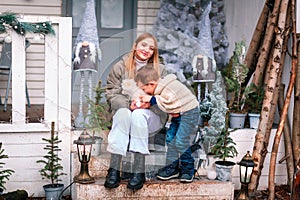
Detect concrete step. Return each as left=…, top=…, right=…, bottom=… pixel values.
left=75, top=177, right=234, bottom=200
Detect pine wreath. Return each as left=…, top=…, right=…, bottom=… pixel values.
left=0, top=12, right=55, bottom=35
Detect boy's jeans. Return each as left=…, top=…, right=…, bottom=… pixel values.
left=165, top=107, right=199, bottom=173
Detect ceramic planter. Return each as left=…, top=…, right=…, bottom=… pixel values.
left=229, top=113, right=247, bottom=129
left=43, top=183, right=64, bottom=200
left=248, top=113, right=260, bottom=129
left=91, top=136, right=103, bottom=156
left=215, top=160, right=235, bottom=181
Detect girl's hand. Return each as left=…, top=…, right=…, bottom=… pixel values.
left=139, top=95, right=152, bottom=103
left=130, top=99, right=150, bottom=110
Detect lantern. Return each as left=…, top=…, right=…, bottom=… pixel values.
left=73, top=129, right=95, bottom=184
left=236, top=151, right=255, bottom=200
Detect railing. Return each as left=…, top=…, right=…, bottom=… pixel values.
left=0, top=16, right=72, bottom=132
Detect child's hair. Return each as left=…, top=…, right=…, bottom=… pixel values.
left=135, top=66, right=160, bottom=85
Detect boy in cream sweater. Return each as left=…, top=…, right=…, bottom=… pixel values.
left=134, top=67, right=199, bottom=183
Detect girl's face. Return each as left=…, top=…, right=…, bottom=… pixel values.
left=135, top=38, right=155, bottom=61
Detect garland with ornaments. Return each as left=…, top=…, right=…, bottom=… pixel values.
left=0, top=12, right=55, bottom=36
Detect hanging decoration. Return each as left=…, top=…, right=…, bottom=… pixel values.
left=0, top=12, right=55, bottom=36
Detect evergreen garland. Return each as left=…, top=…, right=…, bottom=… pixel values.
left=0, top=12, right=55, bottom=36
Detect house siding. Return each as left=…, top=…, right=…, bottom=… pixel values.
left=0, top=0, right=62, bottom=16
left=137, top=0, right=160, bottom=34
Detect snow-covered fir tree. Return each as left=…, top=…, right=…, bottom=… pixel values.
left=202, top=71, right=228, bottom=153
left=153, top=0, right=228, bottom=82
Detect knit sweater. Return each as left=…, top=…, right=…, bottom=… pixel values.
left=154, top=74, right=199, bottom=114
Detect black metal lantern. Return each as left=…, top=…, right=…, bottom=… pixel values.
left=236, top=151, right=255, bottom=200
left=73, top=129, right=95, bottom=184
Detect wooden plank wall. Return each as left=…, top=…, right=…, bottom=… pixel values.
left=0, top=0, right=62, bottom=16
left=137, top=0, right=160, bottom=35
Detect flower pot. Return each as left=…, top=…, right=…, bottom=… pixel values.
left=229, top=113, right=247, bottom=129
left=43, top=183, right=64, bottom=200
left=215, top=160, right=235, bottom=181
left=91, top=136, right=103, bottom=156
left=248, top=113, right=260, bottom=129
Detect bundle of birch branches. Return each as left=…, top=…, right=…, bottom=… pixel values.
left=243, top=0, right=299, bottom=199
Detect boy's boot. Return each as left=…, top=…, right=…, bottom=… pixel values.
left=104, top=153, right=122, bottom=188
left=127, top=153, right=145, bottom=190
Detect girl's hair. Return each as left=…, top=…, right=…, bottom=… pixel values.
left=125, top=32, right=160, bottom=78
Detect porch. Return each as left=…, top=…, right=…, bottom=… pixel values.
left=0, top=15, right=287, bottom=199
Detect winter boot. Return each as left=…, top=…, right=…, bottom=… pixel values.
left=127, top=153, right=145, bottom=190
left=104, top=153, right=122, bottom=188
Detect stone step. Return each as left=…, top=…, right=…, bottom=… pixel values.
left=73, top=150, right=168, bottom=179
left=75, top=177, right=235, bottom=200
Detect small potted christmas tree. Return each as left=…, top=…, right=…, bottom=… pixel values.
left=36, top=122, right=66, bottom=200
left=223, top=40, right=249, bottom=128
left=85, top=80, right=112, bottom=156
left=211, top=112, right=238, bottom=181
left=244, top=83, right=264, bottom=129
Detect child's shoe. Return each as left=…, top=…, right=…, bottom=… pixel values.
left=180, top=173, right=194, bottom=183
left=180, top=162, right=194, bottom=183
left=157, top=163, right=180, bottom=180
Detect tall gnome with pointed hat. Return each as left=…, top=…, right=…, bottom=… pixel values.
left=73, top=0, right=101, bottom=128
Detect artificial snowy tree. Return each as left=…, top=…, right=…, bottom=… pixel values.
left=153, top=0, right=228, bottom=82
left=202, top=71, right=228, bottom=153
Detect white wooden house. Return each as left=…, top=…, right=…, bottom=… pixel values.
left=0, top=0, right=298, bottom=198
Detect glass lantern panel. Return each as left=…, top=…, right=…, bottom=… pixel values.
left=240, top=165, right=247, bottom=182
left=77, top=144, right=92, bottom=161
left=101, top=0, right=124, bottom=28
left=240, top=165, right=253, bottom=183
left=245, top=167, right=253, bottom=183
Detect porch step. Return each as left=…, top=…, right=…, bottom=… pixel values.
left=73, top=150, right=167, bottom=179
left=75, top=177, right=234, bottom=200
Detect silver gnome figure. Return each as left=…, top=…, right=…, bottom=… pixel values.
left=73, top=0, right=101, bottom=128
